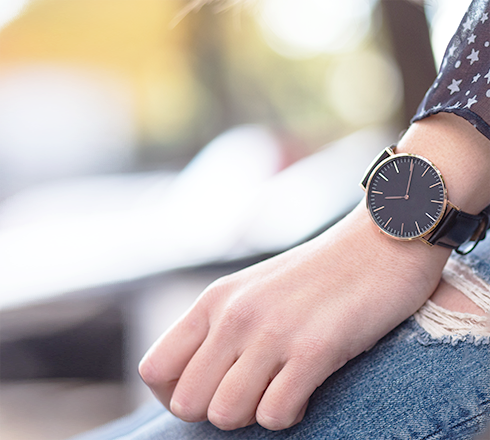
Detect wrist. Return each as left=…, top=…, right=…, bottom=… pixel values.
left=311, top=204, right=451, bottom=321
left=319, top=203, right=451, bottom=283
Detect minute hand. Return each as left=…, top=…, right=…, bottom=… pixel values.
left=405, top=159, right=414, bottom=197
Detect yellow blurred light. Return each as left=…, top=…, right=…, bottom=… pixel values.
left=259, top=0, right=373, bottom=58
left=139, top=53, right=203, bottom=146
left=325, top=50, right=402, bottom=127
left=0, top=0, right=199, bottom=148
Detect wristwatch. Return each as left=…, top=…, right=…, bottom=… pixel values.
left=360, top=145, right=490, bottom=254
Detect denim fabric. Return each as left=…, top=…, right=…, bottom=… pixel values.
left=71, top=254, right=490, bottom=440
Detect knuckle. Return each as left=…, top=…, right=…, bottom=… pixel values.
left=291, top=336, right=327, bottom=365
left=202, top=276, right=233, bottom=301
left=138, top=352, right=176, bottom=389
left=256, top=410, right=292, bottom=431
left=217, top=300, right=259, bottom=335
left=207, top=408, right=244, bottom=431
left=138, top=355, right=159, bottom=386
left=170, top=398, right=206, bottom=423
left=226, top=303, right=253, bottom=326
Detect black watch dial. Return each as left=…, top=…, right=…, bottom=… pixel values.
left=366, top=154, right=447, bottom=240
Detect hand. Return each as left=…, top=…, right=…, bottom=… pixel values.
left=138, top=203, right=451, bottom=431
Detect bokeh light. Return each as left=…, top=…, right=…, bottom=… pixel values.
left=0, top=0, right=29, bottom=30
left=325, top=50, right=402, bottom=127
left=259, top=0, right=374, bottom=58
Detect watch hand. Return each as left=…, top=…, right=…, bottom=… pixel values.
left=405, top=159, right=414, bottom=196
left=385, top=196, right=405, bottom=199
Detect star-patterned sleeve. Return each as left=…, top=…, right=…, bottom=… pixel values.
left=412, top=0, right=490, bottom=140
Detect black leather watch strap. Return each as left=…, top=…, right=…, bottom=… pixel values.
left=360, top=146, right=394, bottom=190
left=427, top=204, right=490, bottom=254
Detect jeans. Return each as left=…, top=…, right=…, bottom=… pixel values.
left=71, top=240, right=490, bottom=440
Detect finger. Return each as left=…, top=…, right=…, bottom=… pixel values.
left=256, top=361, right=320, bottom=431
left=207, top=351, right=282, bottom=430
left=138, top=308, right=210, bottom=409
left=291, top=399, right=309, bottom=427
left=170, top=333, right=238, bottom=422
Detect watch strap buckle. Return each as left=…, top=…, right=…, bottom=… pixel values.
left=456, top=205, right=490, bottom=255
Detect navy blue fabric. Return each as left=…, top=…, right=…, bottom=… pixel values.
left=413, top=0, right=490, bottom=141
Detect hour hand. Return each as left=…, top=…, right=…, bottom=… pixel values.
left=385, top=195, right=405, bottom=199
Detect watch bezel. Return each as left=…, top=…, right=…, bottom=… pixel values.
left=365, top=152, right=448, bottom=241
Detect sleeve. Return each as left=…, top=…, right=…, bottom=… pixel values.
left=411, top=0, right=490, bottom=141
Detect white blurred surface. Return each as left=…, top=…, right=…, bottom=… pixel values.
left=234, top=128, right=394, bottom=253
left=0, top=125, right=395, bottom=311
left=0, top=126, right=286, bottom=309
left=259, top=0, right=374, bottom=58
left=0, top=65, right=136, bottom=196
left=0, top=0, right=29, bottom=30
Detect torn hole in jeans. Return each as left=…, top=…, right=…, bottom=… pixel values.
left=414, top=258, right=490, bottom=343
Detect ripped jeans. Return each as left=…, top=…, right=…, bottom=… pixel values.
left=72, top=241, right=490, bottom=440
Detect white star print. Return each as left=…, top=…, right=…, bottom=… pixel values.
left=448, top=102, right=461, bottom=109
left=468, top=33, right=476, bottom=44
left=484, top=68, right=490, bottom=84
left=467, top=48, right=480, bottom=64
left=482, top=12, right=489, bottom=24
left=448, top=44, right=458, bottom=58
left=464, top=95, right=478, bottom=109
left=432, top=103, right=442, bottom=111
left=448, top=79, right=462, bottom=94
left=473, top=73, right=481, bottom=83
left=463, top=16, right=473, bottom=31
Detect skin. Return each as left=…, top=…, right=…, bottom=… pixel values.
left=139, top=113, right=490, bottom=431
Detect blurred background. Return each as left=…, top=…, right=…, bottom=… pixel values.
left=0, top=0, right=471, bottom=438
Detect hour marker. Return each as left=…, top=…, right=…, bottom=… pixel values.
left=415, top=220, right=421, bottom=234
left=431, top=200, right=443, bottom=204
left=385, top=217, right=392, bottom=227
left=372, top=190, right=383, bottom=194
left=429, top=182, right=441, bottom=188
left=401, top=223, right=404, bottom=235
left=421, top=167, right=429, bottom=177
left=393, top=162, right=399, bottom=173
left=379, top=173, right=388, bottom=181
left=373, top=206, right=385, bottom=212
left=426, top=212, right=436, bottom=222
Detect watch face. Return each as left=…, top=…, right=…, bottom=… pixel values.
left=366, top=153, right=447, bottom=240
